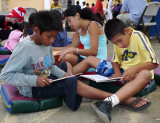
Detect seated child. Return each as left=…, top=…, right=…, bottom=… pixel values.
left=52, top=30, right=70, bottom=47
left=53, top=6, right=107, bottom=74
left=3, top=21, right=30, bottom=52
left=51, top=10, right=70, bottom=47
left=72, top=18, right=159, bottom=121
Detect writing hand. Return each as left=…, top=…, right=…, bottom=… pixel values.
left=36, top=76, right=52, bottom=87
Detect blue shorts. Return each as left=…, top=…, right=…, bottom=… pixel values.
left=32, top=62, right=82, bottom=111
left=77, top=55, right=84, bottom=63
left=95, top=60, right=129, bottom=83
left=95, top=60, right=115, bottom=77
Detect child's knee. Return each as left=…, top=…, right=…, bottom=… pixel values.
left=86, top=56, right=98, bottom=62
left=139, top=70, right=152, bottom=81
left=85, top=56, right=94, bottom=62
left=87, top=56, right=95, bottom=59
left=77, top=80, right=82, bottom=91
left=62, top=53, right=73, bottom=61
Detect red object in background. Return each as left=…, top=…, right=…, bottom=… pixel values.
left=77, top=42, right=84, bottom=49
left=54, top=54, right=60, bottom=65
left=72, top=32, right=84, bottom=49
left=3, top=22, right=10, bottom=30
left=53, top=51, right=61, bottom=65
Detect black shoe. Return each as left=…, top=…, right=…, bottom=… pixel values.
left=92, top=100, right=112, bottom=122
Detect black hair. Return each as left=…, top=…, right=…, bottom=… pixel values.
left=64, top=5, right=101, bottom=22
left=92, top=3, right=95, bottom=6
left=17, top=21, right=27, bottom=32
left=28, top=10, right=63, bottom=35
left=23, top=22, right=32, bottom=37
left=16, top=21, right=31, bottom=38
left=76, top=1, right=79, bottom=5
left=82, top=1, right=86, bottom=5
left=104, top=18, right=127, bottom=40
left=86, top=3, right=89, bottom=6
left=50, top=9, right=63, bottom=21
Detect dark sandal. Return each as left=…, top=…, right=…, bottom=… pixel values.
left=122, top=97, right=151, bottom=111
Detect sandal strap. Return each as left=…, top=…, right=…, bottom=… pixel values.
left=128, top=97, right=142, bottom=107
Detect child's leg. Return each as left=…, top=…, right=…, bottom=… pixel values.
left=77, top=80, right=111, bottom=100
left=77, top=78, right=148, bottom=108
left=73, top=56, right=101, bottom=74
left=61, top=53, right=78, bottom=66
left=115, top=70, right=152, bottom=106
left=63, top=60, right=150, bottom=108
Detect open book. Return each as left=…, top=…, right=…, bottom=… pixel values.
left=50, top=73, right=83, bottom=83
left=80, top=74, right=122, bottom=83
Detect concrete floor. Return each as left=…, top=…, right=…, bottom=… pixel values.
left=0, top=34, right=160, bottom=123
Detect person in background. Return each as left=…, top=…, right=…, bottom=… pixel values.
left=94, top=0, right=104, bottom=25
left=76, top=1, right=81, bottom=9
left=91, top=3, right=95, bottom=12
left=117, top=0, right=150, bottom=27
left=86, top=3, right=90, bottom=8
left=51, top=10, right=69, bottom=47
left=52, top=30, right=69, bottom=47
left=3, top=21, right=30, bottom=52
left=50, top=0, right=62, bottom=10
left=0, top=7, right=26, bottom=42
left=113, top=0, right=122, bottom=18
left=107, top=0, right=113, bottom=20
left=81, top=1, right=86, bottom=9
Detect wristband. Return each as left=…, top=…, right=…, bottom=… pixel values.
left=76, top=48, right=79, bottom=54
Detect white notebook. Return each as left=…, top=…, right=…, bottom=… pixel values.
left=80, top=74, right=122, bottom=83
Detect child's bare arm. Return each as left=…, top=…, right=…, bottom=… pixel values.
left=122, top=62, right=158, bottom=81
left=111, top=62, right=122, bottom=78
left=135, top=62, right=158, bottom=72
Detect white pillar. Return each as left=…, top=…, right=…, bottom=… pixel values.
left=80, top=0, right=85, bottom=7
left=44, top=0, right=50, bottom=10
left=0, top=0, right=2, bottom=11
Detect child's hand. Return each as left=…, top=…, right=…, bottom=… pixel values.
left=58, top=47, right=76, bottom=61
left=109, top=74, right=122, bottom=79
left=36, top=76, right=52, bottom=87
left=121, top=66, right=137, bottom=82
left=66, top=62, right=73, bottom=76
left=109, top=74, right=124, bottom=84
left=63, top=72, right=73, bottom=77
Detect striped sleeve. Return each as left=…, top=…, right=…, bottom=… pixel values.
left=134, top=31, right=159, bottom=64
left=111, top=45, right=121, bottom=64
